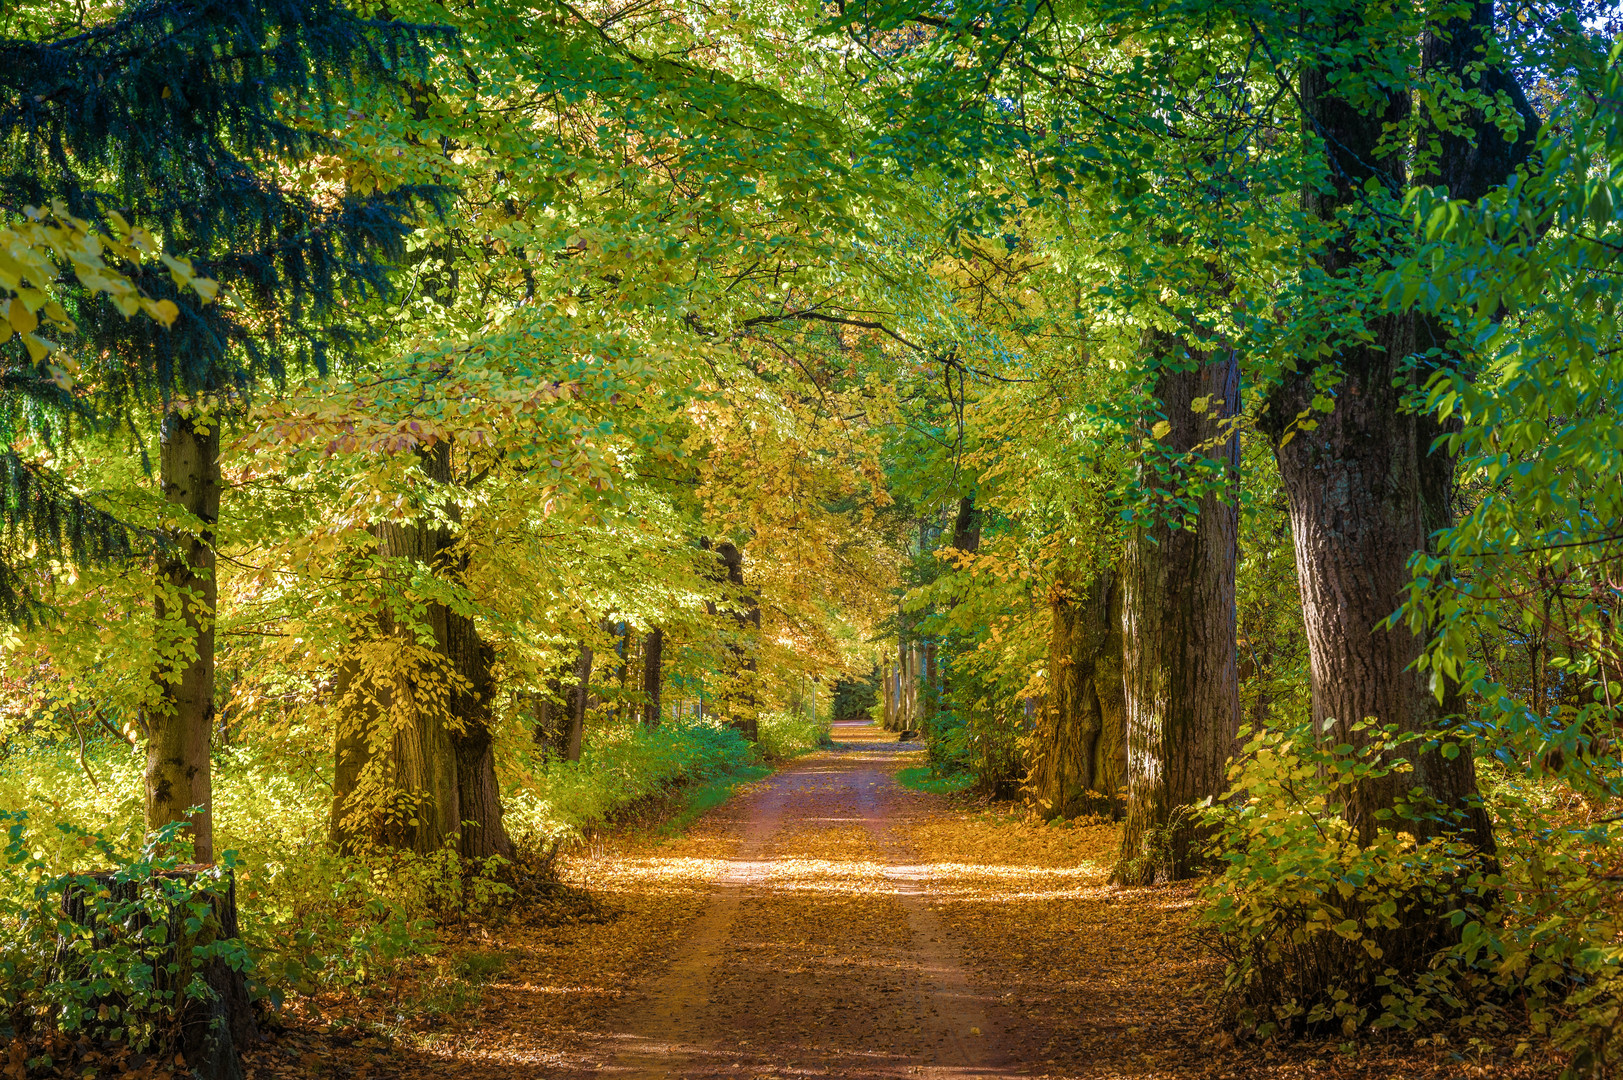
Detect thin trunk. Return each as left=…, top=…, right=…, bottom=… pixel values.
left=1027, top=569, right=1125, bottom=820
left=614, top=620, right=630, bottom=720
left=881, top=659, right=893, bottom=728
left=1115, top=333, right=1241, bottom=884
left=147, top=410, right=221, bottom=863
left=642, top=627, right=664, bottom=728
left=922, top=641, right=938, bottom=725
left=714, top=540, right=759, bottom=741
left=566, top=642, right=592, bottom=763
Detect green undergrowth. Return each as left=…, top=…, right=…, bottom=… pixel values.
left=895, top=765, right=977, bottom=794
left=0, top=707, right=828, bottom=1040
left=654, top=762, right=773, bottom=837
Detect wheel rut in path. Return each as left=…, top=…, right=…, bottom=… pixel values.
left=590, top=722, right=1023, bottom=1079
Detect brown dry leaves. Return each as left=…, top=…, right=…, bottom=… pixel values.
left=899, top=796, right=1546, bottom=1080
left=237, top=734, right=1551, bottom=1080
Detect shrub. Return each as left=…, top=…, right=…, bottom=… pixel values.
left=756, top=709, right=830, bottom=760
left=1, top=814, right=254, bottom=1062
left=1200, top=718, right=1623, bottom=1078
left=503, top=718, right=755, bottom=839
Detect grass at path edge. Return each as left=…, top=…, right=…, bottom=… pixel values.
left=895, top=764, right=976, bottom=794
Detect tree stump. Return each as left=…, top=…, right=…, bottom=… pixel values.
left=59, top=866, right=257, bottom=1080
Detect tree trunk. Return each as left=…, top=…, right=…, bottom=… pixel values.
left=951, top=495, right=982, bottom=554
left=147, top=410, right=221, bottom=864
left=1262, top=1, right=1533, bottom=855
left=330, top=482, right=459, bottom=855
left=565, top=642, right=592, bottom=763
left=1027, top=569, right=1125, bottom=820
left=1115, top=332, right=1241, bottom=884
left=446, top=608, right=510, bottom=860
left=922, top=641, right=938, bottom=725
left=880, top=659, right=894, bottom=728
left=532, top=663, right=570, bottom=753
left=714, top=540, right=759, bottom=741
left=616, top=621, right=632, bottom=720
left=642, top=627, right=664, bottom=728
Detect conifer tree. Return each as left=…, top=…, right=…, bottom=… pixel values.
left=0, top=0, right=440, bottom=861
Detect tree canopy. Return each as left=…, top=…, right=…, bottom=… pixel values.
left=4, top=0, right=1623, bottom=1077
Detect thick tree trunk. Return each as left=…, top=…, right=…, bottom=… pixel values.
left=446, top=608, right=510, bottom=860
left=330, top=451, right=461, bottom=855
left=1114, top=333, right=1241, bottom=884
left=642, top=627, right=664, bottom=728
left=1263, top=2, right=1533, bottom=855
left=1027, top=569, right=1125, bottom=820
left=148, top=410, right=221, bottom=864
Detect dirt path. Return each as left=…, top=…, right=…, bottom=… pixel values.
left=590, top=721, right=1021, bottom=1078
left=255, top=723, right=1533, bottom=1080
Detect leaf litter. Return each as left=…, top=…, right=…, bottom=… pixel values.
left=227, top=724, right=1547, bottom=1080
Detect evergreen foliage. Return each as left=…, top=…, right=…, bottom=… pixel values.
left=0, top=0, right=445, bottom=621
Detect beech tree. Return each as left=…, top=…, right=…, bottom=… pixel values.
left=1262, top=0, right=1538, bottom=854
left=1115, top=331, right=1241, bottom=882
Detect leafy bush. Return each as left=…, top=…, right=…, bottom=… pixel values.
left=1, top=814, right=253, bottom=1060
left=503, top=719, right=755, bottom=838
left=0, top=712, right=815, bottom=1045
left=1201, top=718, right=1623, bottom=1078
left=756, top=709, right=830, bottom=760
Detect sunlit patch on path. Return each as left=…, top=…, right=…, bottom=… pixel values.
left=586, top=721, right=1022, bottom=1078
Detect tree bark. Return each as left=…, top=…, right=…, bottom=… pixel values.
left=565, top=642, right=592, bottom=763
left=446, top=608, right=509, bottom=860
left=147, top=410, right=221, bottom=864
left=329, top=518, right=461, bottom=855
left=880, top=658, right=894, bottom=728
left=1262, top=1, right=1534, bottom=855
left=951, top=495, right=982, bottom=554
left=1027, top=568, right=1125, bottom=820
left=1114, top=332, right=1241, bottom=884
left=922, top=640, right=938, bottom=725
left=714, top=540, right=759, bottom=741
left=642, top=626, right=664, bottom=728
left=331, top=444, right=494, bottom=856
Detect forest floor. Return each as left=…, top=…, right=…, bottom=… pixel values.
left=246, top=722, right=1541, bottom=1080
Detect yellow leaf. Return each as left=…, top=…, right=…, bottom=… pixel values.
left=154, top=299, right=180, bottom=326
left=1150, top=420, right=1171, bottom=440
left=23, top=333, right=50, bottom=361
left=8, top=298, right=37, bottom=334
